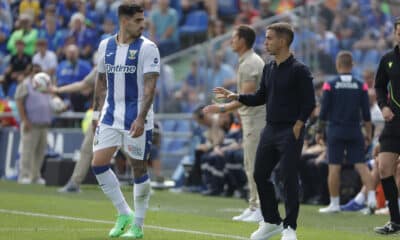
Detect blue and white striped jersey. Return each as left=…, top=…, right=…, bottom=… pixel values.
left=97, top=35, right=160, bottom=131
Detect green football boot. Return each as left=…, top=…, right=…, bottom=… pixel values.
left=121, top=224, right=144, bottom=239
left=108, top=213, right=134, bottom=238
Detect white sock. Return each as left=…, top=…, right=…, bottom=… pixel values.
left=330, top=197, right=340, bottom=207
left=134, top=175, right=151, bottom=227
left=367, top=191, right=376, bottom=207
left=354, top=192, right=365, bottom=205
left=94, top=168, right=132, bottom=215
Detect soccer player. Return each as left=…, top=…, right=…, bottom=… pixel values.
left=91, top=1, right=160, bottom=238
left=374, top=17, right=400, bottom=234
left=317, top=51, right=376, bottom=214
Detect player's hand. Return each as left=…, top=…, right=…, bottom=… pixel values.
left=203, top=104, right=220, bottom=114
left=382, top=107, right=394, bottom=122
left=213, top=87, right=238, bottom=101
left=130, top=117, right=145, bottom=138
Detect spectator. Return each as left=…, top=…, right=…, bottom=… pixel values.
left=38, top=15, right=65, bottom=57
left=235, top=0, right=259, bottom=25
left=84, top=0, right=102, bottom=29
left=58, top=0, right=78, bottom=28
left=200, top=112, right=243, bottom=196
left=3, top=40, right=32, bottom=98
left=0, top=0, right=12, bottom=30
left=7, top=13, right=38, bottom=56
left=259, top=0, right=275, bottom=19
left=56, top=44, right=91, bottom=111
left=0, top=16, right=10, bottom=74
left=314, top=18, right=338, bottom=74
left=100, top=17, right=116, bottom=40
left=315, top=18, right=339, bottom=60
left=67, top=12, right=97, bottom=59
left=207, top=51, right=236, bottom=92
left=15, top=65, right=52, bottom=184
left=150, top=0, right=179, bottom=56
left=208, top=18, right=226, bottom=39
left=19, top=0, right=41, bottom=20
left=32, top=38, right=58, bottom=78
left=332, top=11, right=363, bottom=50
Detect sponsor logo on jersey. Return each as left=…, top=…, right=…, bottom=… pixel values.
left=105, top=64, right=136, bottom=73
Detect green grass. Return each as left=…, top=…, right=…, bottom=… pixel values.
left=0, top=181, right=398, bottom=240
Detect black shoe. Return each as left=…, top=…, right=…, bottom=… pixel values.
left=374, top=222, right=400, bottom=235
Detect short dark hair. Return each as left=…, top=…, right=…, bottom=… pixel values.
left=267, top=22, right=294, bottom=46
left=118, top=2, right=144, bottom=19
left=236, top=25, right=256, bottom=49
left=336, top=50, right=353, bottom=68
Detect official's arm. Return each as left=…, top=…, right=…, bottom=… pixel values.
left=237, top=64, right=268, bottom=106
left=297, top=64, right=316, bottom=123
left=374, top=56, right=389, bottom=110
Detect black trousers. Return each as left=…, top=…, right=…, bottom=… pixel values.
left=254, top=125, right=304, bottom=230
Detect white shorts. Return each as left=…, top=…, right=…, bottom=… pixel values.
left=93, top=123, right=152, bottom=160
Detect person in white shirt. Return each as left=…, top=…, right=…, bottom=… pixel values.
left=32, top=38, right=58, bottom=78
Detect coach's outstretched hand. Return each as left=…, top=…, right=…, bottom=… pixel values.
left=130, top=117, right=145, bottom=138
left=213, top=87, right=239, bottom=101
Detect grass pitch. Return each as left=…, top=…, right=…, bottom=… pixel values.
left=0, top=181, right=398, bottom=240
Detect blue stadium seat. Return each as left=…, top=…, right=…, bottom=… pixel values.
left=179, top=10, right=208, bottom=35
left=217, top=0, right=240, bottom=17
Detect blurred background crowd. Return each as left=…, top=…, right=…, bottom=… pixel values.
left=0, top=0, right=399, bottom=210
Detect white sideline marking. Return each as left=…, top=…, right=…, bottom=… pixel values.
left=0, top=209, right=247, bottom=240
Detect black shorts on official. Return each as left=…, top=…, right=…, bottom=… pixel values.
left=327, top=135, right=365, bottom=165
left=379, top=120, right=400, bottom=154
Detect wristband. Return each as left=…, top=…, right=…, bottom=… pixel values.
left=220, top=106, right=226, bottom=113
left=92, top=111, right=100, bottom=120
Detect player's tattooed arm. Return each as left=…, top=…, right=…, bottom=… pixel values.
left=93, top=72, right=107, bottom=112
left=138, top=72, right=159, bottom=120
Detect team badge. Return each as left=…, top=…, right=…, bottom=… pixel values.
left=388, top=61, right=393, bottom=68
left=128, top=50, right=137, bottom=60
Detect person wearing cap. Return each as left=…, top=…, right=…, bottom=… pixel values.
left=373, top=17, right=400, bottom=235
left=7, top=13, right=38, bottom=56
left=32, top=38, right=58, bottom=78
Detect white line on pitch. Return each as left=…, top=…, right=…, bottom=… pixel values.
left=0, top=209, right=247, bottom=240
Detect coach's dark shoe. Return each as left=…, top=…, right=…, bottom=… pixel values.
left=374, top=221, right=400, bottom=234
